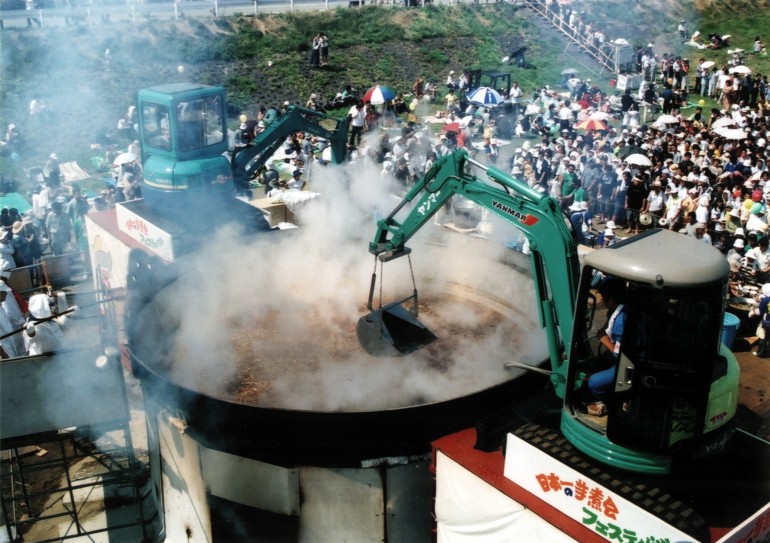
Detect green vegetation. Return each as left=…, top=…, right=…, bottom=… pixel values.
left=2, top=0, right=770, bottom=185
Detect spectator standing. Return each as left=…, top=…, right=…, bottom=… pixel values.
left=25, top=0, right=41, bottom=28
left=309, top=34, right=322, bottom=68
left=625, top=176, right=647, bottom=234
left=45, top=200, right=72, bottom=256
left=347, top=100, right=366, bottom=148
left=509, top=82, right=523, bottom=121
left=24, top=293, right=69, bottom=356
left=44, top=153, right=61, bottom=188
left=753, top=237, right=770, bottom=283
left=10, top=222, right=32, bottom=269
left=319, top=34, right=329, bottom=66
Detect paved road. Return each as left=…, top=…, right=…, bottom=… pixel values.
left=0, top=0, right=451, bottom=29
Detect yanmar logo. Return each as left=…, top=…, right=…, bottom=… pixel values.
left=492, top=200, right=539, bottom=226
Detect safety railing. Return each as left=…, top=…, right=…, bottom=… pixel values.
left=0, top=0, right=470, bottom=28
left=519, top=0, right=616, bottom=74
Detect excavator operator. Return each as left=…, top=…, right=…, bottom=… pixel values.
left=586, top=278, right=628, bottom=416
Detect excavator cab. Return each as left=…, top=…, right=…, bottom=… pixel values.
left=562, top=233, right=739, bottom=473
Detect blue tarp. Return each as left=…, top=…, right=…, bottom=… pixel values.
left=0, top=193, right=31, bottom=214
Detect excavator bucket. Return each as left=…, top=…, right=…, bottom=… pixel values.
left=357, top=299, right=437, bottom=357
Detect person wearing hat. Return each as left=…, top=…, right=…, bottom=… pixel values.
left=663, top=183, right=682, bottom=230
left=23, top=292, right=75, bottom=357
left=446, top=70, right=457, bottom=90
left=282, top=169, right=306, bottom=191
left=727, top=237, right=746, bottom=272
left=693, top=222, right=712, bottom=244
left=568, top=201, right=589, bottom=245
left=596, top=226, right=616, bottom=248
left=306, top=93, right=320, bottom=111
left=234, top=122, right=252, bottom=147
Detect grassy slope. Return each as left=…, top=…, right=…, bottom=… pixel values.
left=1, top=1, right=770, bottom=184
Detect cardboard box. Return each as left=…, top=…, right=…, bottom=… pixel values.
left=250, top=198, right=297, bottom=227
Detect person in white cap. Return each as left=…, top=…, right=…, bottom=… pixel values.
left=306, top=93, right=319, bottom=111
left=727, top=237, right=746, bottom=272
left=446, top=70, right=457, bottom=90
left=23, top=292, right=76, bottom=356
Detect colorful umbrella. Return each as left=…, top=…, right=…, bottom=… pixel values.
left=575, top=118, right=607, bottom=131
left=467, top=86, right=504, bottom=107
left=442, top=122, right=461, bottom=133
left=363, top=85, right=397, bottom=105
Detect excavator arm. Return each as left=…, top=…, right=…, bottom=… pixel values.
left=231, top=106, right=350, bottom=190
left=370, top=149, right=581, bottom=380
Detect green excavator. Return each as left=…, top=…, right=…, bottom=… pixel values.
left=358, top=148, right=739, bottom=476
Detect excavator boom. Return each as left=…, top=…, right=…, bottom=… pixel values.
left=368, top=149, right=580, bottom=379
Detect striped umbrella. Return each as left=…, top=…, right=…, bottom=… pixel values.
left=363, top=85, right=397, bottom=105
left=575, top=118, right=607, bottom=131
left=467, top=86, right=504, bottom=107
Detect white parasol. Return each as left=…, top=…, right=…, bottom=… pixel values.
left=655, top=114, right=680, bottom=125
left=112, top=152, right=138, bottom=167
left=625, top=153, right=652, bottom=167
left=715, top=128, right=748, bottom=140
left=729, top=65, right=752, bottom=75
left=700, top=60, right=715, bottom=70
left=712, top=117, right=736, bottom=129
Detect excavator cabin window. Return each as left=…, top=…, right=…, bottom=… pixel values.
left=141, top=103, right=171, bottom=151
left=569, top=271, right=725, bottom=454
left=176, top=96, right=224, bottom=151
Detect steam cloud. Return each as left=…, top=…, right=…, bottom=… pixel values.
left=140, top=159, right=548, bottom=412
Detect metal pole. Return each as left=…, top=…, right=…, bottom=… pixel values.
left=174, top=1, right=178, bottom=18
left=290, top=0, right=294, bottom=12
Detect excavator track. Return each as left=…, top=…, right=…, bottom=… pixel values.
left=512, top=423, right=711, bottom=543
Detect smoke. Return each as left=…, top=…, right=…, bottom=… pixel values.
left=135, top=159, right=548, bottom=412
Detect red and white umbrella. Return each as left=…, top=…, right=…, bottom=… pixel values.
left=363, top=85, right=397, bottom=105
left=575, top=118, right=607, bottom=131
